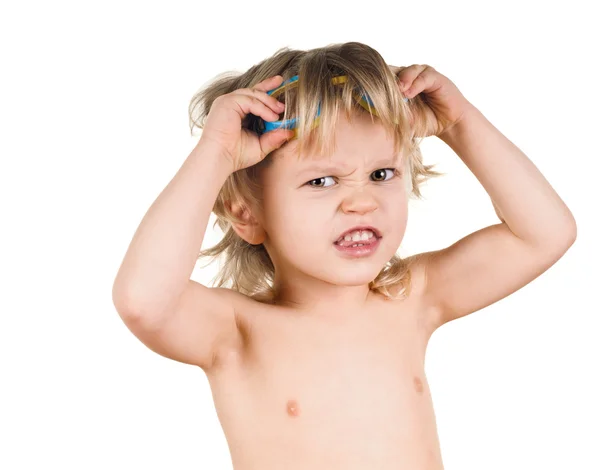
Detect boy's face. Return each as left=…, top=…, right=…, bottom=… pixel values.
left=253, top=110, right=408, bottom=288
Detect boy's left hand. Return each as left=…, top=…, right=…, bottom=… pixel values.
left=394, top=64, right=475, bottom=138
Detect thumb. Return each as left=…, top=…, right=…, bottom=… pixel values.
left=258, top=129, right=294, bottom=158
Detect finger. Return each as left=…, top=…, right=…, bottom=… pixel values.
left=404, top=65, right=434, bottom=98
left=237, top=94, right=282, bottom=123
left=252, top=75, right=285, bottom=92
left=236, top=87, right=286, bottom=116
left=390, top=65, right=408, bottom=76
left=258, top=128, right=294, bottom=160
left=397, top=64, right=426, bottom=90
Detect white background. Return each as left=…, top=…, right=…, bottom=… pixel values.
left=1, top=1, right=598, bottom=469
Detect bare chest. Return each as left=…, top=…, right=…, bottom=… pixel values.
left=207, top=302, right=442, bottom=469
left=246, top=310, right=430, bottom=420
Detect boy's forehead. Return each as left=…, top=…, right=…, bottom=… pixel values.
left=267, top=110, right=402, bottom=172
left=275, top=138, right=401, bottom=170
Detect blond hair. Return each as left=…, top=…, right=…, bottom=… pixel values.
left=188, top=41, right=444, bottom=303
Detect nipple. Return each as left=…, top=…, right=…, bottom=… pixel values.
left=286, top=399, right=300, bottom=417
left=413, top=376, right=424, bottom=394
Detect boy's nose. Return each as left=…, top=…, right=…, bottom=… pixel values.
left=340, top=190, right=378, bottom=214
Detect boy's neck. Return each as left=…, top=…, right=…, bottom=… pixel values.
left=271, top=277, right=375, bottom=315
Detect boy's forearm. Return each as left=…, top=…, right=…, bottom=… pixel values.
left=112, top=140, right=233, bottom=318
left=438, top=105, right=577, bottom=247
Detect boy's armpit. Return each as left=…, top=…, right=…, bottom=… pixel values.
left=395, top=252, right=443, bottom=339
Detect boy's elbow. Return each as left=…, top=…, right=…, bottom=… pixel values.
left=112, top=282, right=151, bottom=320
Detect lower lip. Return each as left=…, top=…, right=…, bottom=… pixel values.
left=333, top=237, right=381, bottom=257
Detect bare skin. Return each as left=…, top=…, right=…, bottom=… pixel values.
left=197, top=110, right=444, bottom=469
left=115, top=73, right=575, bottom=470
left=205, top=273, right=444, bottom=470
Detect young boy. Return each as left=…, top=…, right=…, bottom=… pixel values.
left=112, top=42, right=576, bottom=469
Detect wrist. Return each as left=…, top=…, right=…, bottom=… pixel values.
left=437, top=104, right=480, bottom=146
left=190, top=139, right=235, bottom=178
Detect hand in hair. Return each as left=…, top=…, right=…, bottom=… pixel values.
left=394, top=64, right=475, bottom=138
left=200, top=75, right=295, bottom=173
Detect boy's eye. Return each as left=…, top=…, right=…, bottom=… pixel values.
left=371, top=168, right=396, bottom=182
left=307, top=176, right=336, bottom=188
left=306, top=168, right=397, bottom=188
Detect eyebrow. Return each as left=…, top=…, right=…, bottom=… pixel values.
left=296, top=157, right=401, bottom=176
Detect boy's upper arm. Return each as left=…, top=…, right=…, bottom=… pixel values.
left=118, top=280, right=244, bottom=371
left=411, top=222, right=575, bottom=332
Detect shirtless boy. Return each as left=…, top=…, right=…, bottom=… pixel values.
left=112, top=42, right=576, bottom=469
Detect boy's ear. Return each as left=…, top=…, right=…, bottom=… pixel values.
left=226, top=200, right=266, bottom=245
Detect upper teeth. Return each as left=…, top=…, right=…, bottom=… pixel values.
left=343, top=230, right=375, bottom=242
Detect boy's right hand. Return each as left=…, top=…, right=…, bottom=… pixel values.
left=200, top=75, right=295, bottom=173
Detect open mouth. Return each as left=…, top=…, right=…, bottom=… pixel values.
left=333, top=227, right=382, bottom=257
left=334, top=227, right=382, bottom=246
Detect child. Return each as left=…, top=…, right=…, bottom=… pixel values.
left=112, top=41, right=576, bottom=469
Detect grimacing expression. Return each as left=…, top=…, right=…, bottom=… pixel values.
left=248, top=110, right=409, bottom=287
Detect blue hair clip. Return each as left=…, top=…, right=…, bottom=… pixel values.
left=263, top=75, right=301, bottom=135
left=259, top=74, right=409, bottom=137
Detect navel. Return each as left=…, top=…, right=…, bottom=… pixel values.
left=286, top=399, right=300, bottom=417
left=413, top=376, right=424, bottom=394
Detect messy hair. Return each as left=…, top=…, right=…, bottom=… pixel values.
left=188, top=41, right=444, bottom=303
